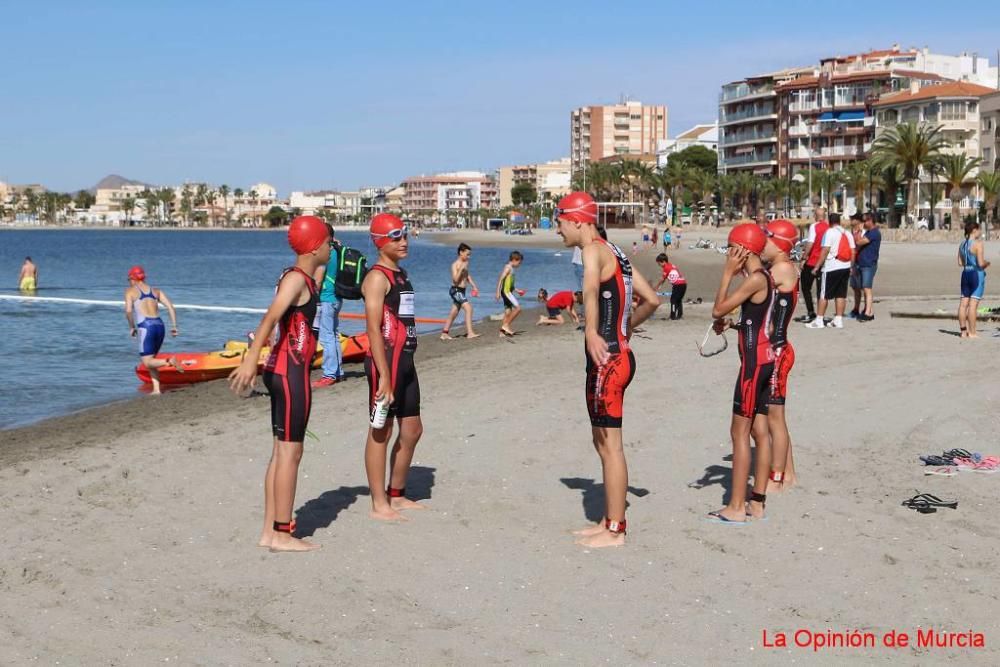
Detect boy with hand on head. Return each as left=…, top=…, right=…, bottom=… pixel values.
left=229, top=215, right=331, bottom=552
left=555, top=191, right=660, bottom=548
left=535, top=288, right=583, bottom=326
left=441, top=242, right=481, bottom=340
left=496, top=251, right=524, bottom=337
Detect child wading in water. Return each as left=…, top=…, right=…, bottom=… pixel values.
left=229, top=215, right=331, bottom=552
left=496, top=251, right=524, bottom=337
left=555, top=191, right=659, bottom=547
left=363, top=214, right=426, bottom=521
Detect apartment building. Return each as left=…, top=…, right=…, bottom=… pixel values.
left=655, top=123, right=719, bottom=168
left=981, top=91, right=1000, bottom=173
left=95, top=183, right=148, bottom=209
left=384, top=186, right=405, bottom=214
left=570, top=100, right=667, bottom=175
left=497, top=158, right=571, bottom=206
left=401, top=172, right=498, bottom=215
left=719, top=67, right=814, bottom=176
left=288, top=190, right=362, bottom=217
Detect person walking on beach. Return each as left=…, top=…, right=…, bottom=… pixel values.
left=796, top=207, right=829, bottom=323
left=958, top=221, right=990, bottom=338
left=125, top=265, right=183, bottom=395
left=708, top=224, right=774, bottom=524
left=806, top=212, right=855, bottom=329
left=313, top=225, right=345, bottom=388
left=362, top=213, right=426, bottom=521
left=762, top=220, right=800, bottom=497
left=228, top=215, right=330, bottom=552
left=496, top=251, right=523, bottom=337
left=653, top=253, right=687, bottom=320
left=535, top=288, right=582, bottom=326
left=851, top=213, right=881, bottom=322
left=440, top=243, right=481, bottom=340
left=18, top=257, right=38, bottom=292
left=555, top=191, right=660, bottom=548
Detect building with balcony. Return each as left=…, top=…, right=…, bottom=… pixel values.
left=384, top=186, right=405, bottom=214
left=95, top=183, right=148, bottom=209
left=719, top=67, right=814, bottom=176
left=401, top=172, right=498, bottom=216
left=980, top=91, right=1000, bottom=173
left=570, top=100, right=667, bottom=175
left=655, top=123, right=719, bottom=168
left=497, top=158, right=571, bottom=206
left=288, top=190, right=362, bottom=217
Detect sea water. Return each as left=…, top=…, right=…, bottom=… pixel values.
left=0, top=228, right=578, bottom=429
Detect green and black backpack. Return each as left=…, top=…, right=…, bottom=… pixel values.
left=334, top=246, right=368, bottom=300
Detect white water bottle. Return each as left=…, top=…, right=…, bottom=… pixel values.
left=370, top=395, right=390, bottom=429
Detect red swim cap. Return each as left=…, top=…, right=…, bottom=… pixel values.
left=555, top=191, right=598, bottom=224
left=766, top=219, right=798, bottom=254
left=287, top=215, right=329, bottom=255
left=128, top=265, right=146, bottom=281
left=370, top=213, right=405, bottom=249
left=728, top=223, right=767, bottom=255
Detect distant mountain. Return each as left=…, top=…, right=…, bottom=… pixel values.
left=88, top=174, right=154, bottom=194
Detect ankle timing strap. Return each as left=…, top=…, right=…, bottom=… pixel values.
left=750, top=492, right=766, bottom=504
left=768, top=470, right=784, bottom=482
left=273, top=520, right=296, bottom=534
left=604, top=518, right=627, bottom=534
left=387, top=487, right=406, bottom=498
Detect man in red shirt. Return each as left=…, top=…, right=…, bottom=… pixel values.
left=536, top=288, right=582, bottom=325
left=654, top=253, right=688, bottom=320
left=795, top=207, right=828, bottom=322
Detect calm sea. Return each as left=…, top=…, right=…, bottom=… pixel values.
left=0, top=229, right=577, bottom=429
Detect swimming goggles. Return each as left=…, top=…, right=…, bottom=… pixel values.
left=372, top=226, right=408, bottom=241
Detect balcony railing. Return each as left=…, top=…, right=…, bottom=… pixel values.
left=720, top=83, right=775, bottom=102
left=724, top=152, right=776, bottom=166
left=789, top=102, right=819, bottom=113
left=721, top=129, right=776, bottom=146
left=819, top=145, right=863, bottom=158
left=788, top=124, right=814, bottom=137
left=720, top=107, right=777, bottom=124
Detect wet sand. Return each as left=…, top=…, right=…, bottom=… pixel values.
left=2, top=237, right=1000, bottom=664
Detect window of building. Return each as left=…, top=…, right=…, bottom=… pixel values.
left=940, top=101, right=967, bottom=121
left=902, top=106, right=920, bottom=123
left=984, top=147, right=993, bottom=165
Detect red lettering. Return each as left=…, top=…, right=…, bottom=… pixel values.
left=762, top=630, right=786, bottom=648
left=794, top=629, right=812, bottom=648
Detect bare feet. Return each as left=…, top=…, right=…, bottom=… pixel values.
left=370, top=506, right=408, bottom=522
left=390, top=497, right=426, bottom=511
left=268, top=533, right=321, bottom=552
left=765, top=479, right=784, bottom=495
left=168, top=357, right=185, bottom=373
left=258, top=530, right=274, bottom=548
left=440, top=333, right=453, bottom=341
left=575, top=529, right=625, bottom=548
left=466, top=332, right=481, bottom=339
left=571, top=521, right=606, bottom=536
left=781, top=473, right=797, bottom=491
left=746, top=500, right=766, bottom=520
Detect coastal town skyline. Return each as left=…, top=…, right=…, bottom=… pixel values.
left=3, top=2, right=1000, bottom=194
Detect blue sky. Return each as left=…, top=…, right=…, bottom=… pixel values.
left=2, top=1, right=999, bottom=194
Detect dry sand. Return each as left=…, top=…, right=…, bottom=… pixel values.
left=2, top=237, right=1000, bottom=664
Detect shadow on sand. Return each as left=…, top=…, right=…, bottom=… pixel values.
left=560, top=477, right=650, bottom=522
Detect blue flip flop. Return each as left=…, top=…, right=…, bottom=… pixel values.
left=706, top=511, right=749, bottom=526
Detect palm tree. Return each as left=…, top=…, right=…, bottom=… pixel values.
left=872, top=122, right=945, bottom=226
left=789, top=180, right=808, bottom=215
left=977, top=170, right=1000, bottom=229
left=195, top=183, right=208, bottom=207
left=120, top=196, right=136, bottom=224
left=938, top=153, right=980, bottom=229
left=765, top=178, right=790, bottom=216
left=205, top=190, right=218, bottom=226
left=180, top=184, right=193, bottom=226
left=142, top=194, right=158, bottom=224
left=842, top=160, right=873, bottom=215
left=23, top=188, right=39, bottom=221
left=219, top=184, right=230, bottom=225
left=157, top=188, right=176, bottom=225
left=878, top=164, right=904, bottom=227
left=732, top=172, right=755, bottom=219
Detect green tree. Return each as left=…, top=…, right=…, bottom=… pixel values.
left=23, top=188, right=39, bottom=220
left=938, top=154, right=981, bottom=230
left=141, top=191, right=158, bottom=224
left=218, top=184, right=231, bottom=225
left=265, top=206, right=288, bottom=227
left=157, top=188, right=176, bottom=225
left=120, top=196, right=136, bottom=224
left=732, top=172, right=755, bottom=219
left=842, top=160, right=874, bottom=215
left=180, top=184, right=193, bottom=225
left=878, top=164, right=904, bottom=227
left=510, top=181, right=537, bottom=206
left=74, top=189, right=96, bottom=209
left=977, top=170, right=1000, bottom=228
left=671, top=145, right=718, bottom=175
left=872, top=122, right=945, bottom=226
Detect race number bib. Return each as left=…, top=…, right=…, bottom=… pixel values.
left=399, top=292, right=415, bottom=317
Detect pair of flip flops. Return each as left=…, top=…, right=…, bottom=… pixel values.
left=901, top=493, right=958, bottom=514
left=919, top=449, right=975, bottom=467
left=953, top=456, right=1000, bottom=473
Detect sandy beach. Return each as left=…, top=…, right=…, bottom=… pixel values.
left=2, top=237, right=1000, bottom=664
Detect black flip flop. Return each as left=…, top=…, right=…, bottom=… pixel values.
left=901, top=493, right=959, bottom=514
left=942, top=449, right=973, bottom=460
left=919, top=455, right=953, bottom=466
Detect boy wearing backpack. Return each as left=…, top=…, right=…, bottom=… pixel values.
left=806, top=212, right=855, bottom=329
left=313, top=225, right=368, bottom=387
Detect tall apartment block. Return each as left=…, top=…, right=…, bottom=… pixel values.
left=570, top=100, right=667, bottom=174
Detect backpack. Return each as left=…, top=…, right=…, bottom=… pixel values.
left=334, top=246, right=368, bottom=300
left=835, top=229, right=853, bottom=262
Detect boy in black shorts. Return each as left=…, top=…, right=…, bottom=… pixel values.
left=441, top=242, right=481, bottom=340
left=495, top=251, right=523, bottom=336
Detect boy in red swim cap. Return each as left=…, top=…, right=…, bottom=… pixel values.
left=708, top=223, right=774, bottom=524
left=229, top=215, right=330, bottom=552
left=124, top=265, right=183, bottom=395
left=556, top=191, right=660, bottom=548
left=362, top=213, right=426, bottom=521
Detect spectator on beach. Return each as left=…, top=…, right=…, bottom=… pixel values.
left=18, top=256, right=37, bottom=291
left=674, top=227, right=681, bottom=249
left=440, top=242, right=481, bottom=340
left=312, top=225, right=345, bottom=388
left=662, top=226, right=672, bottom=250
left=796, top=207, right=829, bottom=323
left=651, top=227, right=658, bottom=247
left=851, top=213, right=881, bottom=322
left=631, top=241, right=639, bottom=256
left=958, top=221, right=990, bottom=338
left=653, top=253, right=687, bottom=320
left=806, top=212, right=855, bottom=329
left=536, top=289, right=582, bottom=326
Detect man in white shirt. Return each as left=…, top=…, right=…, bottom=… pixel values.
left=806, top=212, right=855, bottom=329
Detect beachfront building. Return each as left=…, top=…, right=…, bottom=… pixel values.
left=384, top=186, right=405, bottom=214
left=719, top=67, right=813, bottom=176
left=497, top=158, right=572, bottom=207
left=94, top=183, right=148, bottom=209
left=570, top=100, right=667, bottom=176
left=981, top=91, right=1000, bottom=173
left=401, top=171, right=498, bottom=222
left=875, top=81, right=997, bottom=220
left=655, top=123, right=719, bottom=168
left=288, top=190, right=362, bottom=218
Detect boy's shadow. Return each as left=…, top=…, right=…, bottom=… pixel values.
left=560, top=477, right=650, bottom=522
left=293, top=466, right=437, bottom=537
